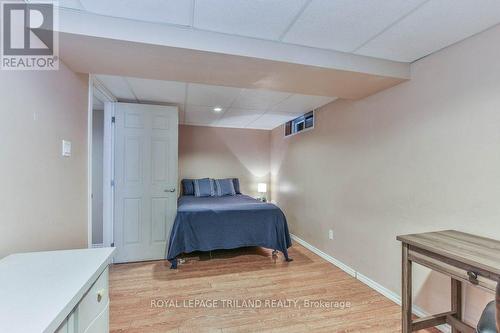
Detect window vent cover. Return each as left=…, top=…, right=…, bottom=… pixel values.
left=285, top=111, right=314, bottom=137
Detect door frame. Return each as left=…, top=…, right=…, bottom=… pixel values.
left=87, top=75, right=117, bottom=248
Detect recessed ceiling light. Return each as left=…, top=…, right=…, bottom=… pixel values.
left=213, top=107, right=223, bottom=113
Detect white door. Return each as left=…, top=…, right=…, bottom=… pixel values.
left=113, top=103, right=178, bottom=263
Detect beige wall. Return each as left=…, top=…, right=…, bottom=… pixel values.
left=179, top=125, right=270, bottom=197
left=271, top=24, right=500, bottom=325
left=0, top=62, right=89, bottom=258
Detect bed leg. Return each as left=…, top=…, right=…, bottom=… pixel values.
left=283, top=251, right=293, bottom=262
left=169, top=259, right=178, bottom=269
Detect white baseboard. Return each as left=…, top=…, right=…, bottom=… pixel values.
left=291, top=234, right=356, bottom=277
left=290, top=234, right=451, bottom=333
left=91, top=243, right=104, bottom=248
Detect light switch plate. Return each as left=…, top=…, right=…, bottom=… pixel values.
left=62, top=140, right=71, bottom=157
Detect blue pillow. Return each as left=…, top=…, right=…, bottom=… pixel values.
left=193, top=178, right=216, bottom=197
left=181, top=179, right=195, bottom=195
left=232, top=178, right=241, bottom=194
left=214, top=179, right=236, bottom=196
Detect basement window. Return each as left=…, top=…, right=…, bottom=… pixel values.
left=285, top=111, right=314, bottom=137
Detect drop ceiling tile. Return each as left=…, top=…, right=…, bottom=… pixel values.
left=184, top=105, right=221, bottom=126
left=272, top=94, right=336, bottom=114
left=92, top=87, right=107, bottom=110
left=95, top=75, right=136, bottom=100
left=187, top=83, right=242, bottom=107
left=246, top=112, right=297, bottom=130
left=283, top=0, right=426, bottom=52
left=232, top=89, right=291, bottom=110
left=194, top=0, right=308, bottom=40
left=126, top=77, right=186, bottom=104
left=79, top=0, right=193, bottom=26
left=217, top=108, right=265, bottom=128
left=93, top=87, right=108, bottom=104
left=356, top=0, right=500, bottom=62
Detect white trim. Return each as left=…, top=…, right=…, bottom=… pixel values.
left=356, top=272, right=451, bottom=333
left=87, top=74, right=117, bottom=248
left=91, top=243, right=104, bottom=248
left=290, top=234, right=451, bottom=333
left=87, top=76, right=94, bottom=248
left=102, top=102, right=115, bottom=248
left=291, top=234, right=355, bottom=277
left=356, top=271, right=401, bottom=305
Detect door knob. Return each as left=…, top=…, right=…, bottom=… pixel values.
left=164, top=188, right=176, bottom=193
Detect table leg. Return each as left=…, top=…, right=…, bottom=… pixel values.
left=496, top=281, right=500, bottom=333
left=451, top=278, right=462, bottom=333
left=402, top=243, right=412, bottom=333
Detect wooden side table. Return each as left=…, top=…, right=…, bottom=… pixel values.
left=397, top=230, right=500, bottom=333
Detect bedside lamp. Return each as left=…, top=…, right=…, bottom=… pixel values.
left=257, top=183, right=267, bottom=202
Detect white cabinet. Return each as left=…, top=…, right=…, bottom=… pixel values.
left=55, top=268, right=110, bottom=333
left=77, top=268, right=109, bottom=332
left=0, top=248, right=115, bottom=333
left=85, top=306, right=109, bottom=333
left=55, top=311, right=75, bottom=333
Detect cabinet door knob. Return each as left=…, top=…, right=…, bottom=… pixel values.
left=97, top=289, right=105, bottom=302
left=467, top=271, right=479, bottom=284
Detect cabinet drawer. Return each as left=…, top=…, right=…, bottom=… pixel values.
left=408, top=250, right=496, bottom=291
left=77, top=268, right=109, bottom=333
left=55, top=310, right=76, bottom=333
left=85, top=304, right=109, bottom=333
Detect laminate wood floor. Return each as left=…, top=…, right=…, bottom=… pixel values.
left=109, top=243, right=439, bottom=333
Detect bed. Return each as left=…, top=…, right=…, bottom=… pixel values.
left=166, top=193, right=292, bottom=269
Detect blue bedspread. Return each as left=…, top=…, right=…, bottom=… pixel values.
left=166, top=195, right=292, bottom=268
